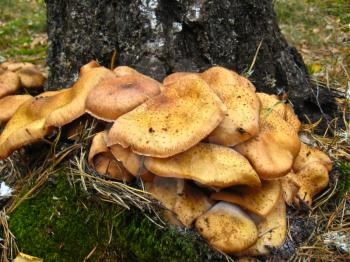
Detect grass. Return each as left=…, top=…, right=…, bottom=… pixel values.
left=0, top=0, right=47, bottom=64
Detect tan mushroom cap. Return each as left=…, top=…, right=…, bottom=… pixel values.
left=162, top=72, right=196, bottom=86
left=0, top=95, right=33, bottom=123
left=107, top=74, right=227, bottom=158
left=86, top=75, right=161, bottom=122
left=235, top=95, right=301, bottom=179
left=173, top=182, right=214, bottom=227
left=0, top=90, right=69, bottom=159
left=285, top=104, right=301, bottom=132
left=109, top=143, right=148, bottom=177
left=0, top=62, right=35, bottom=72
left=44, top=61, right=116, bottom=128
left=195, top=202, right=258, bottom=254
left=93, top=152, right=133, bottom=182
left=113, top=66, right=140, bottom=77
left=211, top=180, right=281, bottom=217
left=291, top=162, right=329, bottom=206
left=280, top=173, right=300, bottom=205
left=201, top=67, right=260, bottom=146
left=0, top=71, right=21, bottom=98
left=17, top=67, right=46, bottom=89
left=242, top=195, right=287, bottom=256
left=88, top=131, right=109, bottom=166
left=256, top=93, right=285, bottom=118
left=145, top=143, right=261, bottom=188
left=293, top=143, right=332, bottom=172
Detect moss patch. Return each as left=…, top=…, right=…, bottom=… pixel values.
left=9, top=173, right=223, bottom=261
left=337, top=161, right=350, bottom=195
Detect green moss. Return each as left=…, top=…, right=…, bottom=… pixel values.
left=9, top=173, right=223, bottom=261
left=337, top=161, right=350, bottom=195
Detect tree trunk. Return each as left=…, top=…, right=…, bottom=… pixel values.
left=45, top=0, right=336, bottom=118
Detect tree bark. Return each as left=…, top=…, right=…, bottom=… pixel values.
left=45, top=0, right=336, bottom=118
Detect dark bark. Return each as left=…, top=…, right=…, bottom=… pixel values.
left=45, top=0, right=336, bottom=119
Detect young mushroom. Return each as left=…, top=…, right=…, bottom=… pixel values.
left=201, top=67, right=260, bottom=146
left=145, top=143, right=261, bottom=188
left=241, top=195, right=287, bottom=256
left=107, top=74, right=227, bottom=158
left=0, top=71, right=21, bottom=98
left=17, top=67, right=46, bottom=89
left=195, top=202, right=258, bottom=254
left=211, top=180, right=281, bottom=217
left=86, top=74, right=161, bottom=122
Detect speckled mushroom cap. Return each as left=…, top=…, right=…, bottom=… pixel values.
left=0, top=71, right=21, bottom=98
left=0, top=95, right=33, bottom=123
left=284, top=104, right=301, bottom=132
left=211, top=180, right=281, bottom=217
left=107, top=74, right=227, bottom=158
left=201, top=66, right=260, bottom=146
left=195, top=202, right=258, bottom=254
left=145, top=143, right=261, bottom=188
left=162, top=72, right=196, bottom=87
left=242, top=195, right=286, bottom=256
left=280, top=173, right=300, bottom=205
left=293, top=142, right=332, bottom=172
left=290, top=162, right=329, bottom=206
left=44, top=61, right=116, bottom=128
left=235, top=93, right=301, bottom=179
left=86, top=75, right=161, bottom=122
left=0, top=90, right=68, bottom=159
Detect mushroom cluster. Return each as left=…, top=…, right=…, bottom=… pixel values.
left=0, top=61, right=333, bottom=257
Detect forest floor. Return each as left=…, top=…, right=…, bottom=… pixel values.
left=0, top=0, right=349, bottom=261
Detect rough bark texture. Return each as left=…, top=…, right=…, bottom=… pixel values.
left=45, top=0, right=335, bottom=117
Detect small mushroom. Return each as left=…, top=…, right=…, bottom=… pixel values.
left=242, top=195, right=287, bottom=256
left=145, top=143, right=261, bottom=188
left=195, top=202, right=258, bottom=254
left=17, top=67, right=46, bottom=89
left=0, top=95, right=33, bottom=124
left=107, top=74, right=226, bottom=158
left=293, top=142, right=332, bottom=172
left=88, top=131, right=133, bottom=181
left=0, top=71, right=21, bottom=98
left=86, top=75, right=161, bottom=122
left=201, top=67, right=260, bottom=146
left=291, top=162, right=329, bottom=206
left=235, top=94, right=301, bottom=179
left=211, top=180, right=281, bottom=217
left=44, top=61, right=116, bottom=128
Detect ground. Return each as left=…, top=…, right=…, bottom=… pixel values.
left=0, top=0, right=349, bottom=261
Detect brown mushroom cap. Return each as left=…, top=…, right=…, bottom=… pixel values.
left=113, top=66, right=140, bottom=77
left=88, top=131, right=109, bottom=166
left=17, top=67, right=46, bottom=89
left=173, top=182, right=214, bottom=227
left=0, top=71, right=21, bottom=98
left=44, top=61, right=116, bottom=128
left=162, top=72, right=196, bottom=87
left=256, top=93, right=285, bottom=118
left=86, top=75, right=161, bottom=122
left=0, top=62, right=35, bottom=72
left=291, top=162, right=329, bottom=206
left=211, top=180, right=281, bottom=217
left=0, top=90, right=69, bottom=159
left=107, top=74, right=227, bottom=158
left=0, top=95, right=33, bottom=123
left=242, top=195, right=287, bottom=256
left=145, top=143, right=261, bottom=188
left=195, top=202, right=258, bottom=254
left=235, top=94, right=301, bottom=179
left=293, top=142, right=332, bottom=172
left=109, top=143, right=148, bottom=177
left=93, top=152, right=133, bottom=181
left=201, top=67, right=260, bottom=146
left=285, top=104, right=301, bottom=132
